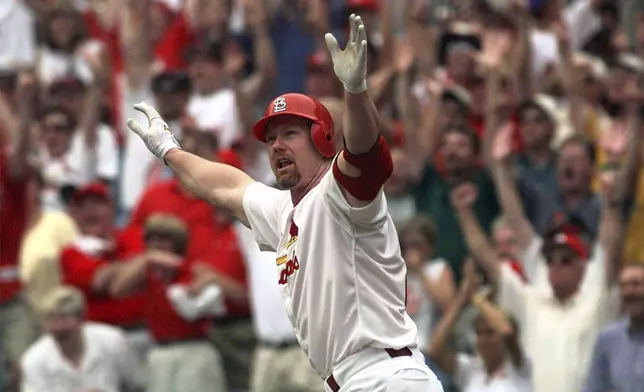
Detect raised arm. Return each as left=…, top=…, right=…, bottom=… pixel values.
left=426, top=260, right=479, bottom=376
left=324, top=15, right=392, bottom=208
left=126, top=103, right=256, bottom=226
left=489, top=123, right=536, bottom=252
left=451, top=183, right=502, bottom=282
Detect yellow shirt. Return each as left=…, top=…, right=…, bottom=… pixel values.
left=585, top=109, right=644, bottom=264
left=19, top=211, right=79, bottom=311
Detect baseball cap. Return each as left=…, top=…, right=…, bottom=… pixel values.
left=151, top=71, right=192, bottom=94
left=40, top=285, right=86, bottom=316
left=519, top=94, right=559, bottom=124
left=615, top=53, right=644, bottom=74
left=307, top=50, right=333, bottom=73
left=345, top=0, right=379, bottom=11
left=65, top=182, right=111, bottom=205
left=573, top=52, right=609, bottom=82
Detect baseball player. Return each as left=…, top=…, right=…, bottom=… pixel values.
left=127, top=14, right=442, bottom=392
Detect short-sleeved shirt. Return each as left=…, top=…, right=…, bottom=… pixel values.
left=455, top=354, right=533, bottom=392
left=242, top=165, right=418, bottom=378
left=413, top=164, right=500, bottom=281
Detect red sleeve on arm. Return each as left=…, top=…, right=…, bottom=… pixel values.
left=332, top=136, right=394, bottom=201
left=60, top=247, right=102, bottom=294
left=154, top=13, right=196, bottom=71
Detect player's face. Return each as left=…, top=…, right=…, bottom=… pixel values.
left=493, top=224, right=518, bottom=259
left=620, top=266, right=644, bottom=318
left=265, top=116, right=323, bottom=190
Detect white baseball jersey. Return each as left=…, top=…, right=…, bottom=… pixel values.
left=242, top=163, right=419, bottom=378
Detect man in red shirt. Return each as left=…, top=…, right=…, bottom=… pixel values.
left=58, top=182, right=148, bottom=357
left=110, top=214, right=233, bottom=392
left=0, top=73, right=40, bottom=366
left=128, top=130, right=254, bottom=390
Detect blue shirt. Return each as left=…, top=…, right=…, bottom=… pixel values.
left=583, top=318, right=644, bottom=392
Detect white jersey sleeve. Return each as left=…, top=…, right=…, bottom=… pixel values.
left=242, top=182, right=290, bottom=251
left=319, top=161, right=389, bottom=231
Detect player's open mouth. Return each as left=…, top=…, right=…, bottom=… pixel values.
left=277, top=158, right=294, bottom=169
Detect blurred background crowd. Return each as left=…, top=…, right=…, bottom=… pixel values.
left=1, top=0, right=644, bottom=391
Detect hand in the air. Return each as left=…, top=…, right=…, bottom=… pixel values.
left=127, top=102, right=182, bottom=160
left=324, top=14, right=368, bottom=94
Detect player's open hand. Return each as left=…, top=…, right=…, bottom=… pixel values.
left=324, top=14, right=368, bottom=94
left=127, top=102, right=181, bottom=160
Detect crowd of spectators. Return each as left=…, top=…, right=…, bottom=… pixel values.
left=1, top=0, right=644, bottom=391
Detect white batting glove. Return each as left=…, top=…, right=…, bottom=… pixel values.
left=324, top=14, right=368, bottom=94
left=126, top=102, right=181, bottom=160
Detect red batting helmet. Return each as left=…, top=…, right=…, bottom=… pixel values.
left=252, top=93, right=336, bottom=158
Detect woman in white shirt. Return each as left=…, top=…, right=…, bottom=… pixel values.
left=427, top=260, right=532, bottom=392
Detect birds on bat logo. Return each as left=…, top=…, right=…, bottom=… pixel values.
left=278, top=219, right=300, bottom=285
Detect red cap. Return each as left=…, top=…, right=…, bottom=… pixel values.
left=307, top=50, right=332, bottom=71
left=550, top=232, right=590, bottom=260
left=71, top=182, right=111, bottom=203
left=346, top=0, right=379, bottom=10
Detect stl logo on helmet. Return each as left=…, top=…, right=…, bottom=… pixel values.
left=276, top=219, right=300, bottom=285
left=273, top=96, right=287, bottom=113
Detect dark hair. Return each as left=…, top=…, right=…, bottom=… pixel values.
left=441, top=123, right=480, bottom=154
left=558, top=134, right=596, bottom=165
left=399, top=215, right=437, bottom=248
left=42, top=7, right=87, bottom=52
left=152, top=71, right=192, bottom=94
left=39, top=105, right=77, bottom=131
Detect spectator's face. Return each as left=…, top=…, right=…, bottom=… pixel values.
left=306, top=70, right=338, bottom=99
left=440, top=98, right=467, bottom=125
left=519, top=107, right=554, bottom=150
left=493, top=224, right=518, bottom=259
left=44, top=312, right=82, bottom=343
left=401, top=229, right=433, bottom=261
left=440, top=130, right=476, bottom=174
left=474, top=317, right=504, bottom=365
left=446, top=50, right=475, bottom=83
left=620, top=266, right=644, bottom=319
left=607, top=67, right=630, bottom=103
left=75, top=197, right=114, bottom=238
left=41, top=112, right=74, bottom=158
left=579, top=70, right=604, bottom=103
left=265, top=116, right=325, bottom=190
left=181, top=131, right=216, bottom=160
left=154, top=91, right=189, bottom=121
left=384, top=148, right=412, bottom=197
left=189, top=58, right=223, bottom=95
left=546, top=247, right=585, bottom=296
left=146, top=234, right=175, bottom=253
left=48, top=12, right=77, bottom=49
left=50, top=89, right=84, bottom=120
left=557, top=142, right=593, bottom=194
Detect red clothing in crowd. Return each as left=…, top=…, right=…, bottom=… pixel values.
left=130, top=179, right=250, bottom=316
left=199, top=225, right=251, bottom=316
left=129, top=179, right=228, bottom=260
left=145, top=261, right=207, bottom=343
left=0, top=151, right=28, bottom=303
left=60, top=227, right=145, bottom=326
